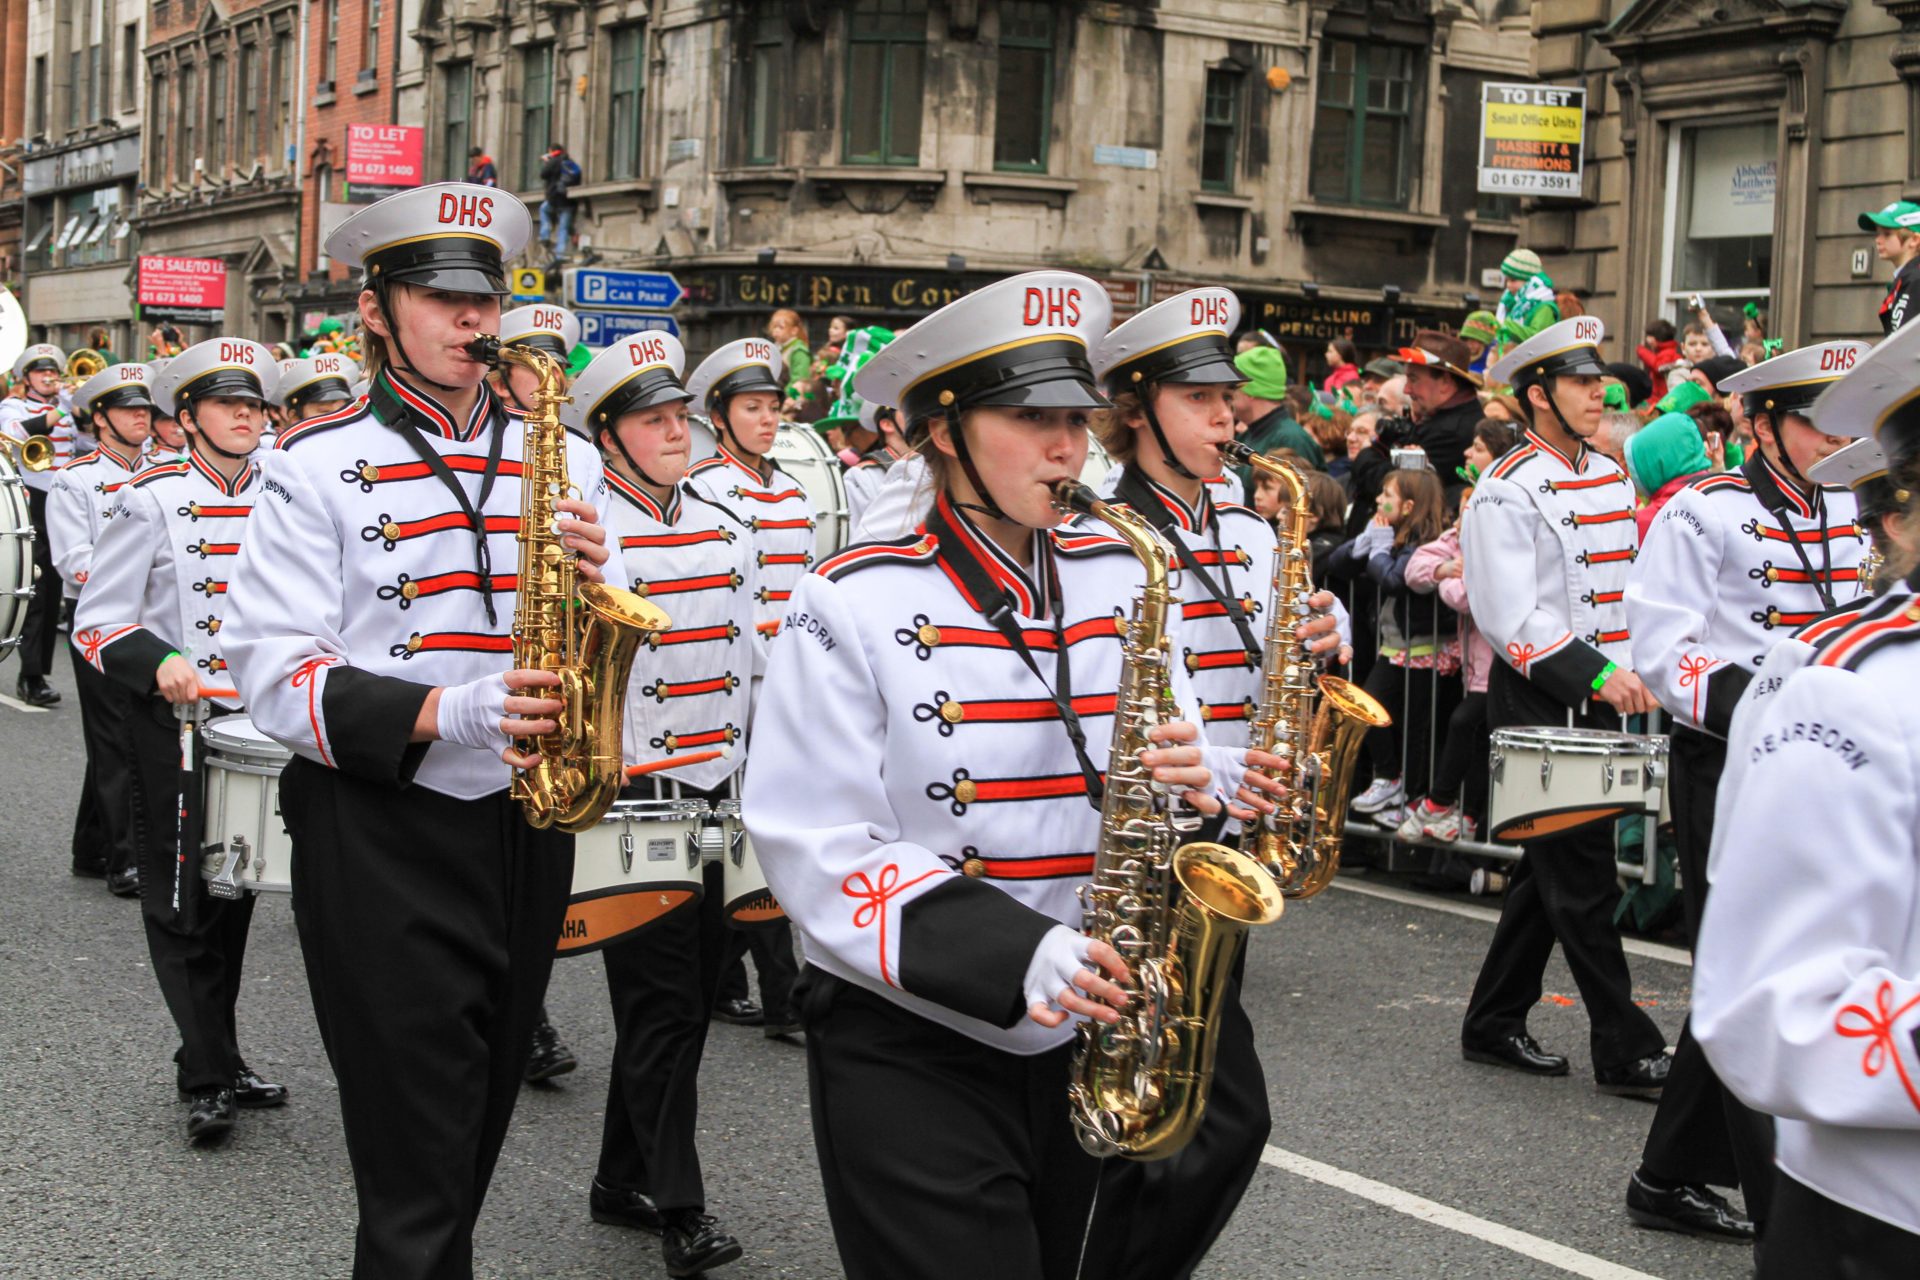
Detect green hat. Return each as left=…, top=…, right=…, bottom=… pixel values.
left=1500, top=248, right=1544, bottom=280
left=316, top=317, right=345, bottom=336
left=1655, top=377, right=1712, bottom=417
left=818, top=392, right=864, bottom=430
left=1859, top=200, right=1920, bottom=232
left=1233, top=346, right=1288, bottom=400
left=825, top=326, right=896, bottom=383
left=1459, top=311, right=1498, bottom=346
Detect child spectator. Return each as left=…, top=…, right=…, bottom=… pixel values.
left=1399, top=485, right=1492, bottom=844
left=1456, top=417, right=1517, bottom=487
left=1680, top=324, right=1715, bottom=364
left=1636, top=318, right=1681, bottom=401
left=1333, top=468, right=1459, bottom=828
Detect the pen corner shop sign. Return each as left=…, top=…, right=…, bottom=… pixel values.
left=1477, top=82, right=1587, bottom=199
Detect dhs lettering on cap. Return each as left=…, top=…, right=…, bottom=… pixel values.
left=742, top=339, right=775, bottom=363
left=532, top=307, right=565, bottom=331
left=436, top=192, right=495, bottom=229
left=1573, top=318, right=1602, bottom=345
left=629, top=336, right=669, bottom=367
left=1190, top=295, right=1233, bottom=328
left=124, top=366, right=146, bottom=381
left=1821, top=346, right=1860, bottom=373
left=315, top=356, right=342, bottom=373
left=1022, top=286, right=1083, bottom=328
left=219, top=341, right=257, bottom=366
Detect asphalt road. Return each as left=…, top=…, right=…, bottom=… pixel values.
left=0, top=656, right=1752, bottom=1280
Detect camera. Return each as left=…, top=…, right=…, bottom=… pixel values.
left=1374, top=414, right=1415, bottom=448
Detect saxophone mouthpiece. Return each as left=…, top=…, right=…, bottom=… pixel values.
left=1051, top=479, right=1101, bottom=517
left=1221, top=439, right=1253, bottom=464
left=464, top=334, right=504, bottom=366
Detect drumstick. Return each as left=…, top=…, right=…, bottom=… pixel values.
left=193, top=685, right=239, bottom=701
left=624, top=747, right=731, bottom=779
left=756, top=620, right=780, bottom=635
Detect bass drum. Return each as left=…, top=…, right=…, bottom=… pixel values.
left=200, top=715, right=295, bottom=896
left=558, top=798, right=707, bottom=955
left=0, top=449, right=32, bottom=654
left=769, top=424, right=849, bottom=565
left=712, top=799, right=785, bottom=926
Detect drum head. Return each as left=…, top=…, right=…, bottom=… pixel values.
left=203, top=715, right=293, bottom=764
left=770, top=425, right=850, bottom=562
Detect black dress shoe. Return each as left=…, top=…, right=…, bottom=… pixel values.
left=525, top=1019, right=577, bottom=1082
left=106, top=867, right=141, bottom=899
left=233, top=1064, right=288, bottom=1109
left=70, top=858, right=106, bottom=879
left=662, top=1209, right=743, bottom=1277
left=1625, top=1172, right=1755, bottom=1241
left=185, top=1088, right=235, bottom=1143
left=713, top=997, right=763, bottom=1026
left=1596, top=1052, right=1670, bottom=1099
left=589, top=1179, right=666, bottom=1234
left=762, top=1016, right=802, bottom=1040
left=1462, top=1032, right=1569, bottom=1076
left=15, top=676, right=59, bottom=707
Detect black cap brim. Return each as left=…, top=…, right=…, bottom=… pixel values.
left=286, top=377, right=355, bottom=409
left=21, top=359, right=58, bottom=375
left=179, top=370, right=268, bottom=405
left=384, top=264, right=510, bottom=296
left=90, top=385, right=157, bottom=413
left=507, top=334, right=570, bottom=359
left=1518, top=349, right=1608, bottom=385
left=594, top=369, right=695, bottom=429
left=972, top=373, right=1109, bottom=409
left=709, top=366, right=785, bottom=407
left=1109, top=339, right=1244, bottom=391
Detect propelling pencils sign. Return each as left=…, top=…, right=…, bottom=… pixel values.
left=346, top=125, right=425, bottom=201
left=138, top=256, right=227, bottom=322
left=1477, top=83, right=1586, bottom=198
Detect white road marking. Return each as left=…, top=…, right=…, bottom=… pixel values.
left=1260, top=1145, right=1666, bottom=1280
left=0, top=691, right=49, bottom=714
left=1329, top=878, right=1693, bottom=968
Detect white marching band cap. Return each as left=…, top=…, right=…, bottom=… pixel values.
left=275, top=352, right=363, bottom=410
left=13, top=342, right=64, bottom=380
left=322, top=182, right=531, bottom=296
left=1721, top=340, right=1872, bottom=421
left=685, top=337, right=785, bottom=414
left=154, top=338, right=279, bottom=418
left=1486, top=315, right=1608, bottom=389
left=499, top=304, right=581, bottom=359
left=1091, top=287, right=1242, bottom=391
left=74, top=362, right=158, bottom=418
left=559, top=331, right=691, bottom=439
left=854, top=270, right=1113, bottom=434
left=1813, top=319, right=1920, bottom=466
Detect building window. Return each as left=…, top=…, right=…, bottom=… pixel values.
left=1199, top=67, right=1242, bottom=192
left=240, top=45, right=261, bottom=168
left=844, top=0, right=926, bottom=167
left=274, top=32, right=295, bottom=168
left=121, top=23, right=138, bottom=113
left=362, top=0, right=381, bottom=80
left=148, top=69, right=166, bottom=185
left=177, top=63, right=197, bottom=186
left=993, top=0, right=1053, bottom=172
left=444, top=61, right=473, bottom=182
left=1310, top=39, right=1417, bottom=206
left=323, top=0, right=339, bottom=88
left=209, top=55, right=228, bottom=178
left=30, top=55, right=44, bottom=137
left=522, top=44, right=554, bottom=189
left=745, top=2, right=785, bottom=166
left=1662, top=119, right=1774, bottom=321
left=609, top=25, right=645, bottom=181
left=68, top=47, right=83, bottom=131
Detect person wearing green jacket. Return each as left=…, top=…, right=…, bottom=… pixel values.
left=1494, top=249, right=1560, bottom=354
left=1623, top=411, right=1715, bottom=541
left=1228, top=346, right=1324, bottom=490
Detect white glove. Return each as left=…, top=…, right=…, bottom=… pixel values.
left=1023, top=924, right=1095, bottom=1014
left=435, top=672, right=514, bottom=755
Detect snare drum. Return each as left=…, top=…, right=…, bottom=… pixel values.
left=1488, top=727, right=1668, bottom=842
left=200, top=715, right=295, bottom=896
left=0, top=451, right=34, bottom=654
left=712, top=799, right=785, bottom=926
left=558, top=798, right=707, bottom=955
left=769, top=425, right=849, bottom=565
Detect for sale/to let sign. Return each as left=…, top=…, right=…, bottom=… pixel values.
left=346, top=124, right=424, bottom=202
left=1477, top=83, right=1587, bottom=198
left=138, top=255, right=227, bottom=323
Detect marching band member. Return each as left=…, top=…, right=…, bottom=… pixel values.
left=685, top=336, right=805, bottom=1035
left=1694, top=318, right=1920, bottom=1277
left=1622, top=341, right=1867, bottom=1242
left=492, top=304, right=579, bottom=414
left=70, top=346, right=287, bottom=1144
left=222, top=183, right=612, bottom=1279
left=1459, top=317, right=1673, bottom=1097
left=144, top=359, right=189, bottom=464
left=46, top=363, right=153, bottom=896
left=834, top=394, right=905, bottom=532
left=276, top=351, right=363, bottom=424
left=561, top=331, right=757, bottom=1277
left=3, top=342, right=74, bottom=706
left=743, top=272, right=1281, bottom=1278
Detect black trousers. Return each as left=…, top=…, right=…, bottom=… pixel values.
left=70, top=646, right=140, bottom=879
left=126, top=696, right=256, bottom=1092
left=1760, top=1174, right=1920, bottom=1280
left=598, top=781, right=750, bottom=1212
left=1429, top=690, right=1490, bottom=817
left=281, top=757, right=573, bottom=1280
left=1638, top=728, right=1775, bottom=1224
left=18, top=490, right=59, bottom=680
left=1463, top=664, right=1665, bottom=1072
left=800, top=969, right=1102, bottom=1280
left=1084, top=941, right=1267, bottom=1280
left=1363, top=660, right=1460, bottom=800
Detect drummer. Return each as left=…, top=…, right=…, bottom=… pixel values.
left=561, top=331, right=757, bottom=1277
left=47, top=361, right=153, bottom=897
left=68, top=346, right=288, bottom=1143
left=2, top=341, right=75, bottom=708
left=492, top=304, right=580, bottom=414
left=1622, top=340, right=1867, bottom=1242
left=1459, top=317, right=1673, bottom=1098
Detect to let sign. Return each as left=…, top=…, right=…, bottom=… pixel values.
left=1477, top=83, right=1586, bottom=198
left=346, top=125, right=425, bottom=202
left=138, top=256, right=227, bottom=323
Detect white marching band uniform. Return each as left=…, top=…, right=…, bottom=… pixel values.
left=45, top=415, right=141, bottom=601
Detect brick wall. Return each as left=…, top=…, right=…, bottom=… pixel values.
left=297, top=0, right=396, bottom=287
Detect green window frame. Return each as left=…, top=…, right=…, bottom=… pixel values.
left=993, top=0, right=1054, bottom=173
left=522, top=44, right=554, bottom=189
left=745, top=2, right=785, bottom=166
left=609, top=25, right=645, bottom=180
left=1310, top=38, right=1417, bottom=207
left=843, top=0, right=927, bottom=167
left=1199, top=67, right=1242, bottom=192
left=443, top=61, right=472, bottom=182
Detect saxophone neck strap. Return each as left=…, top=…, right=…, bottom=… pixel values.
left=928, top=501, right=1104, bottom=808
left=1115, top=465, right=1262, bottom=662
left=387, top=408, right=509, bottom=628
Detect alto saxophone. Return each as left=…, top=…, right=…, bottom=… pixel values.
left=1224, top=441, right=1390, bottom=898
left=1054, top=480, right=1285, bottom=1161
left=467, top=335, right=670, bottom=832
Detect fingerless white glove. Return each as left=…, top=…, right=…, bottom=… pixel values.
left=436, top=673, right=513, bottom=756
left=1023, top=924, right=1095, bottom=1013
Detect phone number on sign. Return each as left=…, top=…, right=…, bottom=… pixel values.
left=1478, top=170, right=1581, bottom=194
